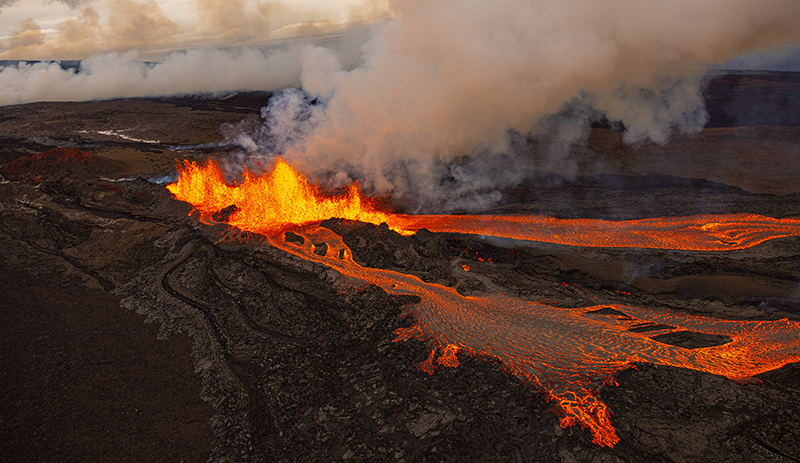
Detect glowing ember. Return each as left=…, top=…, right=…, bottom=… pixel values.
left=167, top=158, right=800, bottom=447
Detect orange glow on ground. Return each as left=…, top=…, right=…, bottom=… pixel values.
left=388, top=213, right=800, bottom=251
left=268, top=226, right=800, bottom=448
left=167, top=158, right=800, bottom=447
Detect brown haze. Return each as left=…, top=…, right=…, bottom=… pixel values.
left=0, top=0, right=389, bottom=59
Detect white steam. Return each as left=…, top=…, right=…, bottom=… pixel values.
left=3, top=0, right=800, bottom=210
left=225, top=0, right=800, bottom=210
left=0, top=47, right=304, bottom=105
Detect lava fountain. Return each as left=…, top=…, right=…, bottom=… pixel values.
left=166, top=158, right=392, bottom=235
left=167, top=158, right=800, bottom=447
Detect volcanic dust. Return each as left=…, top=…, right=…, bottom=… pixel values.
left=2, top=75, right=800, bottom=462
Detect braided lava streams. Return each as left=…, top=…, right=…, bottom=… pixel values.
left=167, top=158, right=800, bottom=447
left=269, top=226, right=800, bottom=448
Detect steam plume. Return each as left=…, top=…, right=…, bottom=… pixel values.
left=0, top=47, right=306, bottom=104
left=231, top=0, right=800, bottom=210
left=2, top=0, right=800, bottom=210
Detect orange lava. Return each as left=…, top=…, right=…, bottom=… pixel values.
left=166, top=158, right=392, bottom=235
left=268, top=226, right=800, bottom=448
left=389, top=214, right=800, bottom=251
left=167, top=157, right=800, bottom=447
left=168, top=158, right=800, bottom=251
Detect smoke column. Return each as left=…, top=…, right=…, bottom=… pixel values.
left=235, top=0, right=800, bottom=210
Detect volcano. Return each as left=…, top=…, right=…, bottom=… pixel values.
left=2, top=75, right=800, bottom=462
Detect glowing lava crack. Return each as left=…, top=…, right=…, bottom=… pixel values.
left=168, top=158, right=800, bottom=447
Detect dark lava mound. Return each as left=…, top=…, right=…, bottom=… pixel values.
left=0, top=147, right=126, bottom=183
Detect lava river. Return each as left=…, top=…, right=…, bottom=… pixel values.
left=167, top=158, right=800, bottom=447
left=167, top=159, right=800, bottom=252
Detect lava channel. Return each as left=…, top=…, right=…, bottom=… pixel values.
left=268, top=226, right=800, bottom=448
left=168, top=158, right=800, bottom=251
left=386, top=213, right=800, bottom=251
left=167, top=158, right=800, bottom=446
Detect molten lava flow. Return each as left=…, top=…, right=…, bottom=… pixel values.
left=268, top=226, right=800, bottom=448
left=167, top=158, right=392, bottom=235
left=168, top=158, right=800, bottom=251
left=387, top=214, right=800, bottom=251
left=167, top=158, right=800, bottom=446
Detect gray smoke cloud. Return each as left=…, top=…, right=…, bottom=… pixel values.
left=223, top=0, right=800, bottom=211
left=47, top=0, right=94, bottom=8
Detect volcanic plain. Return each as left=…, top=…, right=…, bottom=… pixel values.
left=1, top=74, right=800, bottom=462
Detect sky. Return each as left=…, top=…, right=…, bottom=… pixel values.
left=0, top=0, right=391, bottom=59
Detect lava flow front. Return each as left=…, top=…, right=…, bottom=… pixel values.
left=167, top=158, right=800, bottom=447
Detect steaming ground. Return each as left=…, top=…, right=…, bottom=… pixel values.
left=2, top=74, right=800, bottom=461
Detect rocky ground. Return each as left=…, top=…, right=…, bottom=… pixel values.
left=1, top=74, right=800, bottom=462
